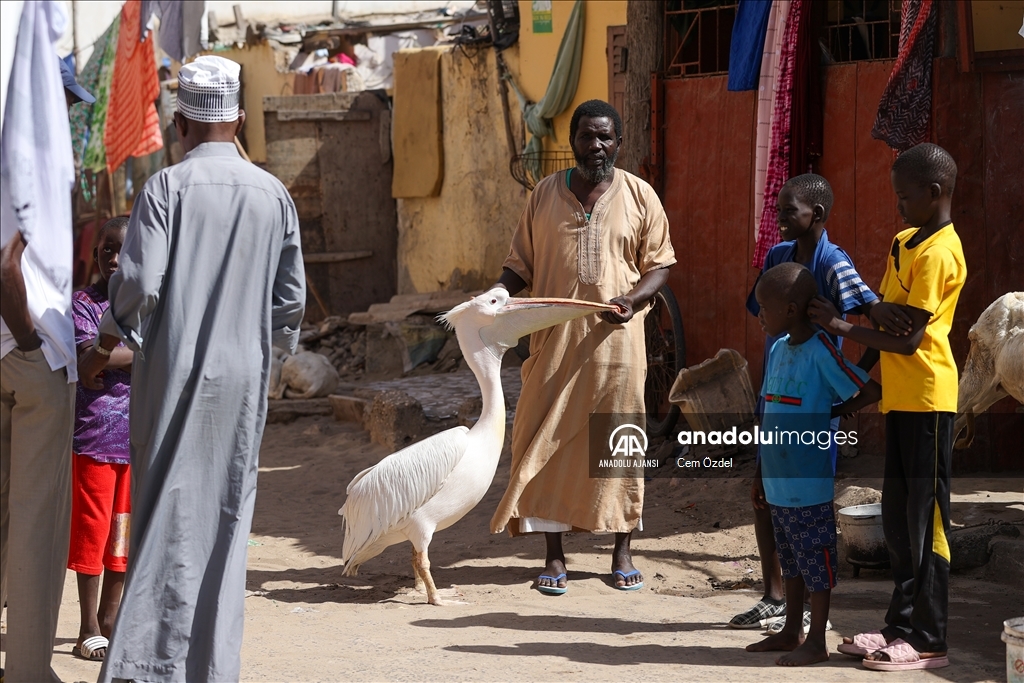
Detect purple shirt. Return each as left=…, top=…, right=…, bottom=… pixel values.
left=72, top=285, right=131, bottom=464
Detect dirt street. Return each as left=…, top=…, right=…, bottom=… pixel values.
left=3, top=414, right=1020, bottom=682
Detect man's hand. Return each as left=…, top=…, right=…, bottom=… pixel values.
left=601, top=295, right=634, bottom=324
left=870, top=302, right=914, bottom=336
left=750, top=478, right=768, bottom=510
left=78, top=346, right=110, bottom=390
left=807, top=296, right=843, bottom=334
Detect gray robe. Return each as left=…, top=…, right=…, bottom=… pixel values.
left=97, top=142, right=305, bottom=683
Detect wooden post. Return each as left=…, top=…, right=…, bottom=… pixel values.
left=621, top=0, right=664, bottom=177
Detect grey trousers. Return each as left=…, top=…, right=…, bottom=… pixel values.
left=1, top=347, right=74, bottom=683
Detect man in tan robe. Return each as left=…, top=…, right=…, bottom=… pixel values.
left=491, top=100, right=675, bottom=593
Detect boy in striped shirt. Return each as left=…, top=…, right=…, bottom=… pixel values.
left=734, top=174, right=877, bottom=633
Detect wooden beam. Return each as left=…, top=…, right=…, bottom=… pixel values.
left=303, top=250, right=373, bottom=264
left=277, top=110, right=372, bottom=122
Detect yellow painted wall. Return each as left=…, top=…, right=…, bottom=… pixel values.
left=516, top=0, right=627, bottom=151
left=395, top=47, right=527, bottom=294
left=971, top=0, right=1024, bottom=52
left=203, top=42, right=294, bottom=163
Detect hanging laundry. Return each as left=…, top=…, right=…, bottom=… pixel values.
left=752, top=0, right=803, bottom=270
left=104, top=0, right=162, bottom=175
left=80, top=16, right=121, bottom=173
left=752, top=0, right=790, bottom=258
left=872, top=0, right=938, bottom=152
left=728, top=0, right=773, bottom=92
left=140, top=0, right=203, bottom=64
left=789, top=0, right=823, bottom=178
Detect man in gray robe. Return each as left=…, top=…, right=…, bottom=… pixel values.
left=79, top=56, right=305, bottom=682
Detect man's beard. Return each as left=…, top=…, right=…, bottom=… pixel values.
left=573, top=147, right=619, bottom=184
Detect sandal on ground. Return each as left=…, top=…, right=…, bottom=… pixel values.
left=612, top=569, right=644, bottom=591
left=837, top=630, right=889, bottom=657
left=536, top=573, right=567, bottom=595
left=861, top=638, right=949, bottom=671
left=728, top=597, right=786, bottom=629
left=72, top=635, right=109, bottom=661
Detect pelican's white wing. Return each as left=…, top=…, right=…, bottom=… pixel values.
left=339, top=425, right=470, bottom=569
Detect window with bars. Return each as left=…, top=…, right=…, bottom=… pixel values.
left=820, top=0, right=902, bottom=63
left=664, top=0, right=738, bottom=78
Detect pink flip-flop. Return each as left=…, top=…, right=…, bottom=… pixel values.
left=837, top=630, right=888, bottom=657
left=861, top=638, right=949, bottom=671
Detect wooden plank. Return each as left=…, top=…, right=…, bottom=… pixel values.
left=662, top=77, right=754, bottom=373
left=277, top=110, right=372, bottom=122
left=316, top=92, right=397, bottom=319
left=852, top=60, right=899, bottom=297
left=981, top=69, right=1024, bottom=301
left=931, top=58, right=986, bottom=372
left=303, top=250, right=373, bottom=264
left=263, top=92, right=359, bottom=112
left=391, top=48, right=445, bottom=198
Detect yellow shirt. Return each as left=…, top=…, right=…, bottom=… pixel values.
left=878, top=224, right=966, bottom=413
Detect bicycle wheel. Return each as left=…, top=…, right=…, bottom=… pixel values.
left=644, top=284, right=686, bottom=437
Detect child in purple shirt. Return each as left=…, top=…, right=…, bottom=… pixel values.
left=67, top=217, right=132, bottom=662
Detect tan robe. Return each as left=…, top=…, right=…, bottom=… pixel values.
left=491, top=169, right=676, bottom=536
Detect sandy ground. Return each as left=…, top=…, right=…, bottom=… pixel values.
left=3, top=414, right=1021, bottom=683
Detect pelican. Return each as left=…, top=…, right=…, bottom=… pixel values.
left=338, top=288, right=615, bottom=604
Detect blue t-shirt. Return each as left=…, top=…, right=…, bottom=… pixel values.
left=747, top=230, right=878, bottom=463
left=760, top=332, right=870, bottom=507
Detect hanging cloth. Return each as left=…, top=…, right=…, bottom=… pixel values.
left=789, top=0, right=823, bottom=177
left=505, top=0, right=585, bottom=181
left=752, top=0, right=803, bottom=270
left=752, top=0, right=789, bottom=258
left=140, top=0, right=204, bottom=64
left=872, top=0, right=937, bottom=152
left=104, top=0, right=162, bottom=174
left=80, top=15, right=121, bottom=173
left=727, top=0, right=773, bottom=92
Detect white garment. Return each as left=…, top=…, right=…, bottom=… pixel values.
left=0, top=0, right=77, bottom=382
left=0, top=1, right=25, bottom=133
left=519, top=517, right=643, bottom=534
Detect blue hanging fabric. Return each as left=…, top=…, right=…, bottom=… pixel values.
left=727, top=0, right=773, bottom=92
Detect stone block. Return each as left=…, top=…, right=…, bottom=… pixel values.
left=950, top=523, right=1021, bottom=572
left=986, top=537, right=1024, bottom=582
left=329, top=395, right=368, bottom=425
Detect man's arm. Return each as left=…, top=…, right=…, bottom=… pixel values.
left=831, top=378, right=882, bottom=418
left=271, top=200, right=306, bottom=354
left=491, top=268, right=528, bottom=297
left=602, top=266, right=670, bottom=324
left=809, top=295, right=929, bottom=355
left=0, top=232, right=42, bottom=351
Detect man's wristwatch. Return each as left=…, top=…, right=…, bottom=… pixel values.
left=93, top=336, right=112, bottom=357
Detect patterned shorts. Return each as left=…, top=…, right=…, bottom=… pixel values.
left=769, top=501, right=838, bottom=593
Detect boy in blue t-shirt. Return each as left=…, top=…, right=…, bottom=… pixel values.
left=734, top=174, right=878, bottom=632
left=746, top=263, right=880, bottom=666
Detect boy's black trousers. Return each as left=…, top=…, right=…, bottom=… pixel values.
left=881, top=411, right=953, bottom=654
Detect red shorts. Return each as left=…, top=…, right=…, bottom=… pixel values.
left=67, top=453, right=131, bottom=574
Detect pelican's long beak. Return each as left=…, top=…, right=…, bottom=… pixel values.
left=480, top=297, right=618, bottom=353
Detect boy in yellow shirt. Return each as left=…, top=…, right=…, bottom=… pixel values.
left=809, top=143, right=965, bottom=672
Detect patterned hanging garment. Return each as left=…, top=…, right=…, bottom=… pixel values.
left=80, top=14, right=121, bottom=173
left=871, top=0, right=938, bottom=152
left=752, top=0, right=803, bottom=270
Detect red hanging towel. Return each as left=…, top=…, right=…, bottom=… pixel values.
left=104, top=0, right=162, bottom=174
left=752, top=0, right=803, bottom=270
left=872, top=0, right=937, bottom=152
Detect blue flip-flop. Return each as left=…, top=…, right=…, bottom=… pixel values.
left=536, top=573, right=567, bottom=595
left=613, top=569, right=644, bottom=591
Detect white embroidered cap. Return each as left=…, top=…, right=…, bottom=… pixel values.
left=177, top=56, right=241, bottom=123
